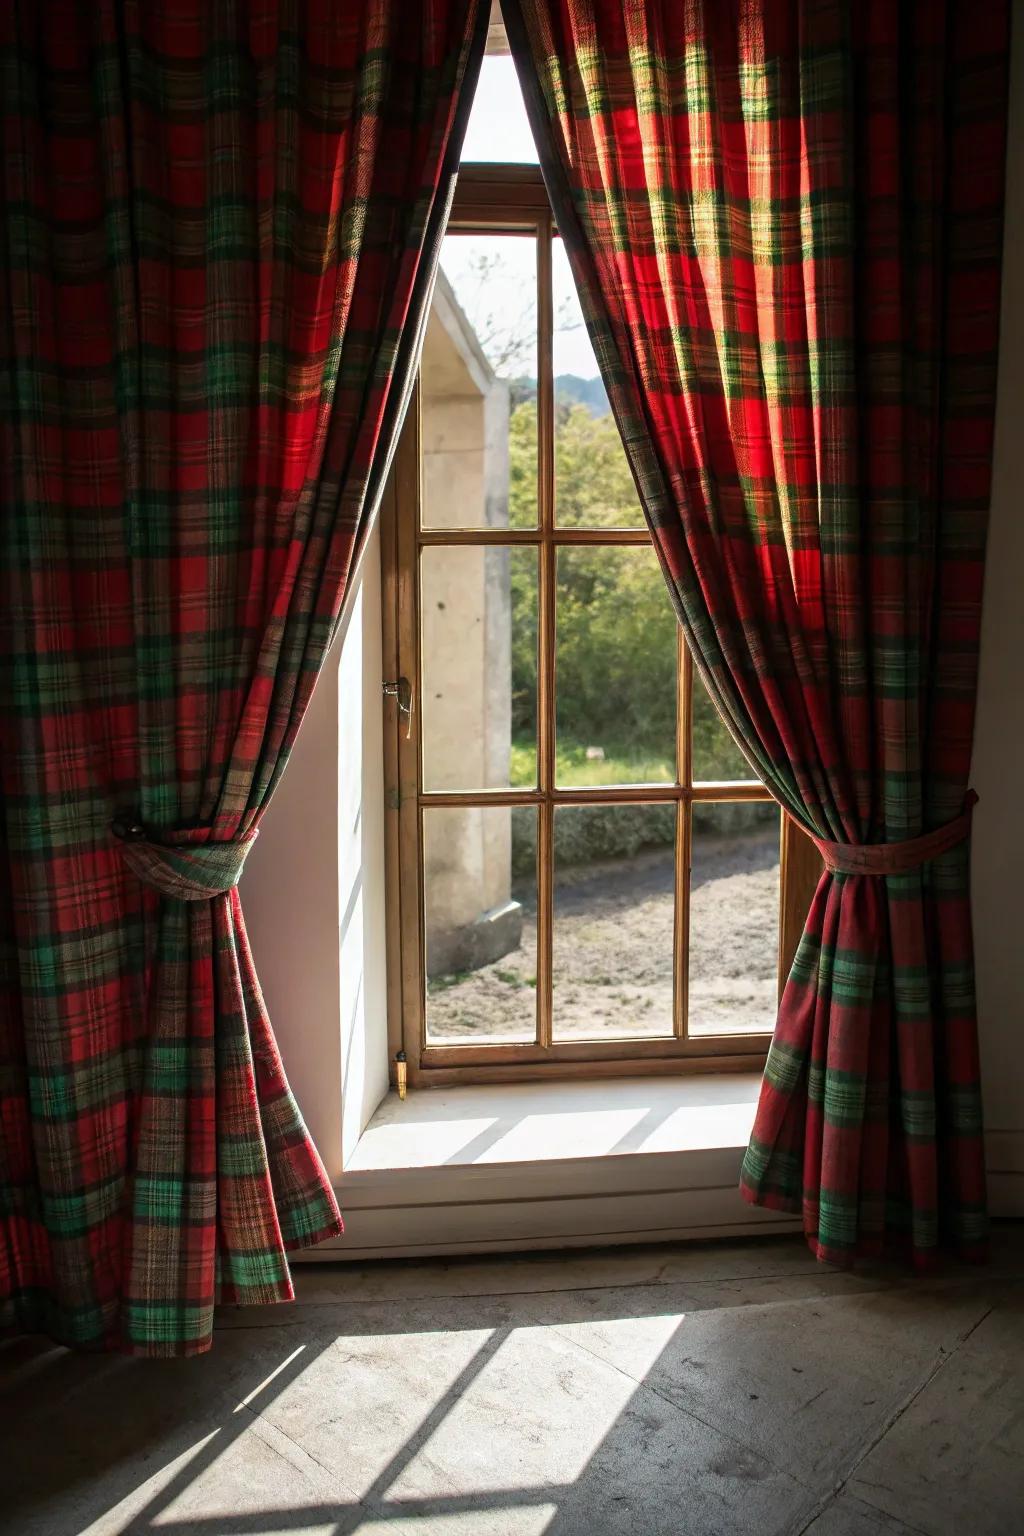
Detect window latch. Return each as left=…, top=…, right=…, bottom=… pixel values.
left=383, top=675, right=414, bottom=739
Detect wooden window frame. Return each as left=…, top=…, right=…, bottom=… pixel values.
left=381, top=166, right=821, bottom=1090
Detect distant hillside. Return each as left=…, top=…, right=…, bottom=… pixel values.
left=555, top=373, right=610, bottom=416
left=508, top=373, right=610, bottom=417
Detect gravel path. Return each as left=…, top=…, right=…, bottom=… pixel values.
left=426, top=825, right=780, bottom=1042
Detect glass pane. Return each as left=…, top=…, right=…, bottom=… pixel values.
left=422, top=232, right=537, bottom=530
left=421, top=545, right=537, bottom=791
left=460, top=56, right=539, bottom=165
left=424, top=806, right=537, bottom=1044
left=691, top=666, right=759, bottom=782
left=687, top=802, right=780, bottom=1037
left=552, top=804, right=676, bottom=1040
left=555, top=546, right=676, bottom=786
left=553, top=237, right=644, bottom=529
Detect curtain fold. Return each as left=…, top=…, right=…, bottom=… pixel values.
left=504, top=0, right=1009, bottom=1265
left=1, top=0, right=487, bottom=1356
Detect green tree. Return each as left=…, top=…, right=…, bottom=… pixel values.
left=554, top=546, right=676, bottom=751
left=508, top=399, right=644, bottom=530
left=507, top=398, right=757, bottom=788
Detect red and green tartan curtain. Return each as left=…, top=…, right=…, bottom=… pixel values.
left=504, top=0, right=1010, bottom=1264
left=0, top=0, right=487, bottom=1356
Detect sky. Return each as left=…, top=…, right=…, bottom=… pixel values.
left=441, top=57, right=600, bottom=381
left=461, top=55, right=539, bottom=164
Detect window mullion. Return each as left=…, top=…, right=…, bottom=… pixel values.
left=395, top=383, right=426, bottom=1072
left=675, top=632, right=691, bottom=1040
left=680, top=637, right=693, bottom=790
left=674, top=798, right=689, bottom=1040
left=536, top=214, right=555, bottom=1050
left=538, top=211, right=554, bottom=538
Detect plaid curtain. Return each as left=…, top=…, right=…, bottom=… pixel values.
left=505, top=0, right=1010, bottom=1265
left=0, top=0, right=486, bottom=1356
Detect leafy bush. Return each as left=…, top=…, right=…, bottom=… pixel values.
left=512, top=802, right=675, bottom=878
left=510, top=794, right=775, bottom=878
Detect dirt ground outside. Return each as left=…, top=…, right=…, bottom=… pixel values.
left=425, top=824, right=781, bottom=1043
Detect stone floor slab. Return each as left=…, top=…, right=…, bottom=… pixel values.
left=275, top=1233, right=828, bottom=1311
left=249, top=1308, right=810, bottom=1536
left=803, top=1491, right=926, bottom=1535
left=848, top=1291, right=1024, bottom=1536
left=538, top=1281, right=992, bottom=1491
left=3, top=1231, right=1022, bottom=1536
left=0, top=1330, right=363, bottom=1536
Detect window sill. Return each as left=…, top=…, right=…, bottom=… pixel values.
left=349, top=1071, right=768, bottom=1170
left=304, top=1073, right=799, bottom=1262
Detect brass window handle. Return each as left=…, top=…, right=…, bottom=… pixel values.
left=383, top=676, right=414, bottom=739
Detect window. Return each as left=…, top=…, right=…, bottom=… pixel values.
left=380, top=155, right=820, bottom=1087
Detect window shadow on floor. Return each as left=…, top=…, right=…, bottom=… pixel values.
left=3, top=1239, right=1018, bottom=1536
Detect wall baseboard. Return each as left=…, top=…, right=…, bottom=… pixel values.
left=287, top=1128, right=1024, bottom=1263
left=298, top=1144, right=798, bottom=1262
left=987, top=1129, right=1024, bottom=1218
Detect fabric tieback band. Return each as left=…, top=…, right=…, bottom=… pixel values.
left=807, top=791, right=978, bottom=876
left=111, top=819, right=258, bottom=901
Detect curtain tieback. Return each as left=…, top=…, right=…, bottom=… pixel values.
left=111, top=819, right=258, bottom=901
left=807, top=791, right=978, bottom=876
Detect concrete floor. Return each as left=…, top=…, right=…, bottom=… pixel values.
left=2, top=1228, right=1022, bottom=1536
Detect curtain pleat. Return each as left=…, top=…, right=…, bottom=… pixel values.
left=0, top=0, right=487, bottom=1355
left=504, top=0, right=1009, bottom=1266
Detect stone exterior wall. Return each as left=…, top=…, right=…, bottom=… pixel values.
left=420, top=275, right=520, bottom=977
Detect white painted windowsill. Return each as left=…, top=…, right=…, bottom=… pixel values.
left=304, top=1073, right=800, bottom=1263
left=347, top=1072, right=767, bottom=1172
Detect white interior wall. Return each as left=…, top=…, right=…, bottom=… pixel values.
left=972, top=13, right=1024, bottom=1217
left=337, top=530, right=390, bottom=1167
left=241, top=523, right=389, bottom=1181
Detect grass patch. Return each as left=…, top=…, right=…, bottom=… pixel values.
left=510, top=737, right=674, bottom=789
left=508, top=737, right=776, bottom=878
left=427, top=972, right=470, bottom=994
